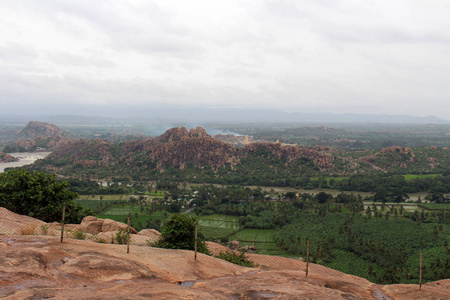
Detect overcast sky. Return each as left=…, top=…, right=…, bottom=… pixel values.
left=1, top=0, right=450, bottom=120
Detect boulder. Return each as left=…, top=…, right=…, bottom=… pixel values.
left=130, top=234, right=151, bottom=246
left=90, top=232, right=115, bottom=244
left=138, top=229, right=161, bottom=243
left=80, top=216, right=137, bottom=234
left=80, top=217, right=104, bottom=234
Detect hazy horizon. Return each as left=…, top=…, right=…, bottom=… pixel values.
left=1, top=106, right=449, bottom=126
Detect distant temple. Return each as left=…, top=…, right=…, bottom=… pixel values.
left=244, top=135, right=250, bottom=145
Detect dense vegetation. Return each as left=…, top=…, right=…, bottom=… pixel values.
left=189, top=185, right=449, bottom=284
left=0, top=169, right=93, bottom=223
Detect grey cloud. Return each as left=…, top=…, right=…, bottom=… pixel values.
left=48, top=52, right=116, bottom=68
left=0, top=43, right=38, bottom=63
left=319, top=24, right=450, bottom=45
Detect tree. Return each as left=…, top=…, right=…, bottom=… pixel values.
left=153, top=214, right=209, bottom=254
left=0, top=169, right=92, bottom=223
left=316, top=192, right=331, bottom=204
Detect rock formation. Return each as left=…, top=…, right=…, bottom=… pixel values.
left=3, top=121, right=74, bottom=152
left=0, top=152, right=18, bottom=163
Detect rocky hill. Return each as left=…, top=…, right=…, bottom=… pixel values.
left=19, top=121, right=65, bottom=138
left=28, top=127, right=450, bottom=182
left=1, top=207, right=448, bottom=299
left=3, top=121, right=75, bottom=152
left=0, top=151, right=18, bottom=163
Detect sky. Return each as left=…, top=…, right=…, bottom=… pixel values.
left=1, top=0, right=450, bottom=120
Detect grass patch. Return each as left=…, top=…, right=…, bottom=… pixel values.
left=403, top=174, right=440, bottom=180
left=418, top=203, right=450, bottom=211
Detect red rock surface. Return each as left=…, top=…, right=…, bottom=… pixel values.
left=1, top=209, right=449, bottom=299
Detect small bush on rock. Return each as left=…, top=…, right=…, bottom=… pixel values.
left=152, top=214, right=209, bottom=254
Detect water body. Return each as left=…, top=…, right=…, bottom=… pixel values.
left=0, top=152, right=51, bottom=172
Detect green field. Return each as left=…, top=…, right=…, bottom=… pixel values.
left=362, top=202, right=423, bottom=213
left=196, top=214, right=288, bottom=256
left=418, top=203, right=450, bottom=211
left=74, top=199, right=126, bottom=213
left=94, top=203, right=170, bottom=231
left=77, top=194, right=164, bottom=202
left=403, top=174, right=440, bottom=180
left=77, top=194, right=129, bottom=201
left=197, top=214, right=240, bottom=240
left=228, top=228, right=286, bottom=256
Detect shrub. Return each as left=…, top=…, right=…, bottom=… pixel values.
left=73, top=229, right=86, bottom=240
left=115, top=229, right=130, bottom=244
left=216, top=250, right=256, bottom=267
left=40, top=224, right=49, bottom=235
left=153, top=214, right=209, bottom=254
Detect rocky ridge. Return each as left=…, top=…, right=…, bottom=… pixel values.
left=26, top=126, right=450, bottom=178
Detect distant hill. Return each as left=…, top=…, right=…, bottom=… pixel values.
left=3, top=121, right=75, bottom=152
left=28, top=126, right=450, bottom=183
left=19, top=121, right=66, bottom=139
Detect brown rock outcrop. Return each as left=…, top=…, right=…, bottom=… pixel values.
left=19, top=121, right=65, bottom=138
left=0, top=151, right=18, bottom=163
left=81, top=216, right=138, bottom=234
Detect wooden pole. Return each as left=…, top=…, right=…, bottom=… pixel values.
left=194, top=222, right=198, bottom=261
left=60, top=204, right=66, bottom=243
left=306, top=238, right=310, bottom=277
left=127, top=213, right=130, bottom=254
left=419, top=250, right=423, bottom=291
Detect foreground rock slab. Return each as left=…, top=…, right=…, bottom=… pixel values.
left=1, top=236, right=448, bottom=299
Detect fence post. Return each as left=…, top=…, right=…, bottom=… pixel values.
left=419, top=250, right=423, bottom=291
left=305, top=238, right=310, bottom=277
left=127, top=213, right=130, bottom=254
left=60, top=204, right=66, bottom=243
left=194, top=222, right=198, bottom=261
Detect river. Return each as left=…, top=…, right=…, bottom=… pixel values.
left=0, top=152, right=51, bottom=172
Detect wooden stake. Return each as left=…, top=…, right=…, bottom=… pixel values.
left=194, top=222, right=198, bottom=261
left=306, top=238, right=310, bottom=277
left=419, top=250, right=423, bottom=291
left=127, top=213, right=130, bottom=254
left=60, top=204, right=66, bottom=243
